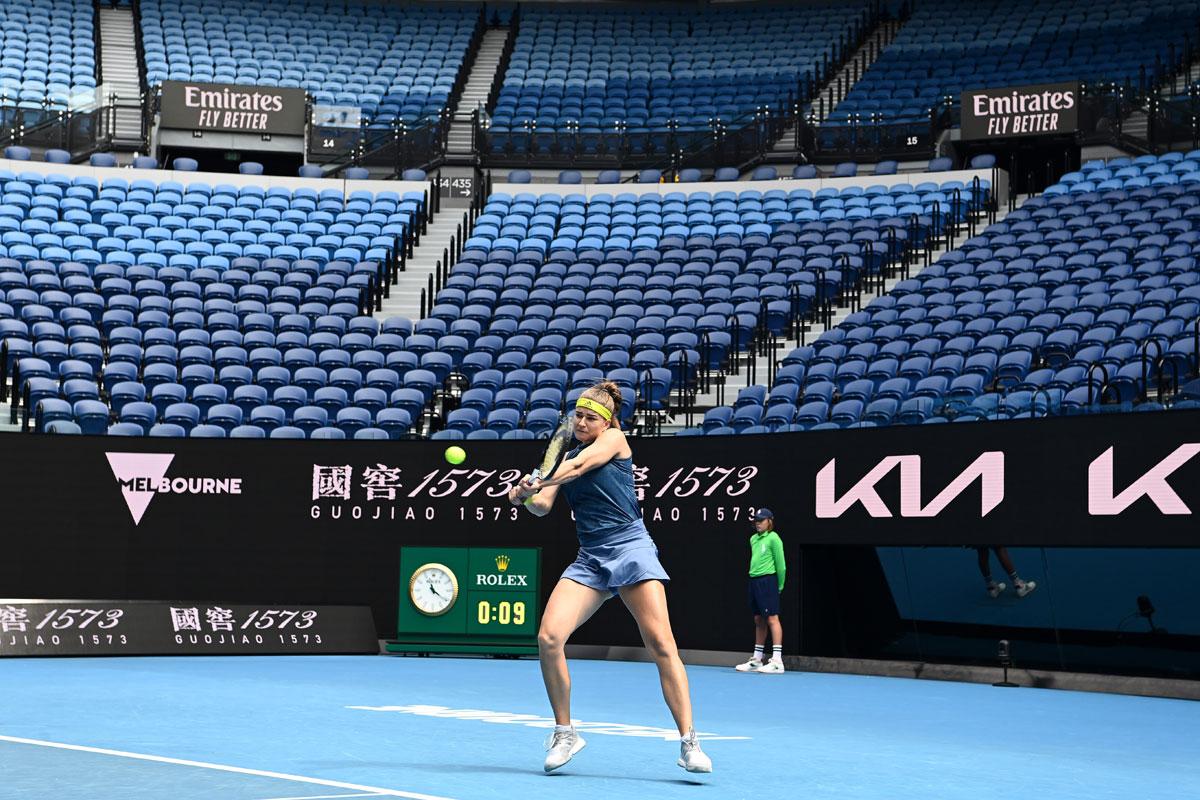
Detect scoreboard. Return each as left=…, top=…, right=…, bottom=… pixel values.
left=389, top=546, right=540, bottom=656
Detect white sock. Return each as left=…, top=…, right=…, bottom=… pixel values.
left=554, top=724, right=572, bottom=733
left=752, top=645, right=764, bottom=661
left=772, top=645, right=783, bottom=662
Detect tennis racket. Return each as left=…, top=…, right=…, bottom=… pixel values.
left=529, top=413, right=575, bottom=483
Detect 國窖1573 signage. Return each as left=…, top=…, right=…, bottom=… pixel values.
left=960, top=81, right=1080, bottom=141
left=0, top=600, right=378, bottom=657
left=160, top=80, right=307, bottom=136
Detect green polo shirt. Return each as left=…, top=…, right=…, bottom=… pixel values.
left=749, top=530, right=785, bottom=592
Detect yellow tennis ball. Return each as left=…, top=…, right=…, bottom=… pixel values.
left=444, top=445, right=466, bottom=465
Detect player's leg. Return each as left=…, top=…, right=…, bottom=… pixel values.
left=618, top=580, right=713, bottom=773
left=539, top=578, right=609, bottom=724
left=539, top=578, right=608, bottom=772
left=618, top=579, right=690, bottom=731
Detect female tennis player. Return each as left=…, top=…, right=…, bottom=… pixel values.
left=507, top=381, right=713, bottom=775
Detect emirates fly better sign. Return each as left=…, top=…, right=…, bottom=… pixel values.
left=960, top=81, right=1080, bottom=141
left=160, top=80, right=307, bottom=136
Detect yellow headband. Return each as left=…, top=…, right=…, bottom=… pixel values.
left=576, top=396, right=613, bottom=420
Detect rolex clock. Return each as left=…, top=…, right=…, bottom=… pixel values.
left=392, top=546, right=540, bottom=656
left=408, top=562, right=458, bottom=617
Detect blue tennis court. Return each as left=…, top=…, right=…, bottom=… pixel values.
left=2, top=655, right=1196, bottom=800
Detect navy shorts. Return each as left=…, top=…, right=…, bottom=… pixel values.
left=748, top=574, right=781, bottom=616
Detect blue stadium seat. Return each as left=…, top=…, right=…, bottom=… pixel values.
left=230, top=425, right=266, bottom=438
left=108, top=422, right=146, bottom=436
left=190, top=424, right=227, bottom=438
left=148, top=423, right=186, bottom=437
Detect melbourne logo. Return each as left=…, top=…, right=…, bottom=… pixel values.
left=105, top=452, right=243, bottom=525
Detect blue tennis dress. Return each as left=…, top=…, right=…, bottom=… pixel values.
left=558, top=445, right=670, bottom=594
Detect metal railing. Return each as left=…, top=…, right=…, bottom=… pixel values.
left=798, top=102, right=954, bottom=163
left=0, top=99, right=116, bottom=157
left=473, top=102, right=795, bottom=172
left=317, top=111, right=452, bottom=177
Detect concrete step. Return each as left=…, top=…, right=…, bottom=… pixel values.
left=771, top=126, right=800, bottom=153
left=378, top=216, right=478, bottom=320
left=805, top=23, right=898, bottom=124
left=448, top=27, right=510, bottom=125
left=98, top=4, right=143, bottom=144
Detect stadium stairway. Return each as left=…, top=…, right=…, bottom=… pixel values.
left=682, top=196, right=1016, bottom=426
left=460, top=165, right=1003, bottom=436
left=1123, top=59, right=1200, bottom=147
left=447, top=27, right=511, bottom=160
left=97, top=4, right=145, bottom=149
left=767, top=17, right=904, bottom=161
left=377, top=213, right=469, bottom=321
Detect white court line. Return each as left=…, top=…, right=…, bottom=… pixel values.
left=0, top=735, right=456, bottom=800
left=256, top=794, right=386, bottom=800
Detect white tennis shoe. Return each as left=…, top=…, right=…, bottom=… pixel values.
left=544, top=727, right=586, bottom=772
left=734, top=658, right=763, bottom=672
left=987, top=581, right=1007, bottom=598
left=756, top=659, right=785, bottom=674
left=678, top=729, right=713, bottom=773
left=1016, top=579, right=1038, bottom=598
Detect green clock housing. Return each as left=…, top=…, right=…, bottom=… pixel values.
left=389, top=546, right=540, bottom=656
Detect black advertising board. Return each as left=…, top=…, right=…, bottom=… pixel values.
left=1, top=410, right=1197, bottom=650
left=961, top=81, right=1080, bottom=141
left=0, top=600, right=378, bottom=657
left=160, top=80, right=307, bottom=136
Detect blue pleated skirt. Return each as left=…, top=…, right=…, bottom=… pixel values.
left=560, top=520, right=670, bottom=595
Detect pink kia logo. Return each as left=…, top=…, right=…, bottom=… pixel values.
left=1088, top=444, right=1200, bottom=516
left=815, top=452, right=1005, bottom=519
left=105, top=452, right=243, bottom=525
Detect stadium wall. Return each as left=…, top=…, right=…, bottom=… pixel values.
left=2, top=409, right=1197, bottom=664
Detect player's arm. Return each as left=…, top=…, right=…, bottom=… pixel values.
left=534, top=428, right=626, bottom=489
left=513, top=482, right=561, bottom=517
